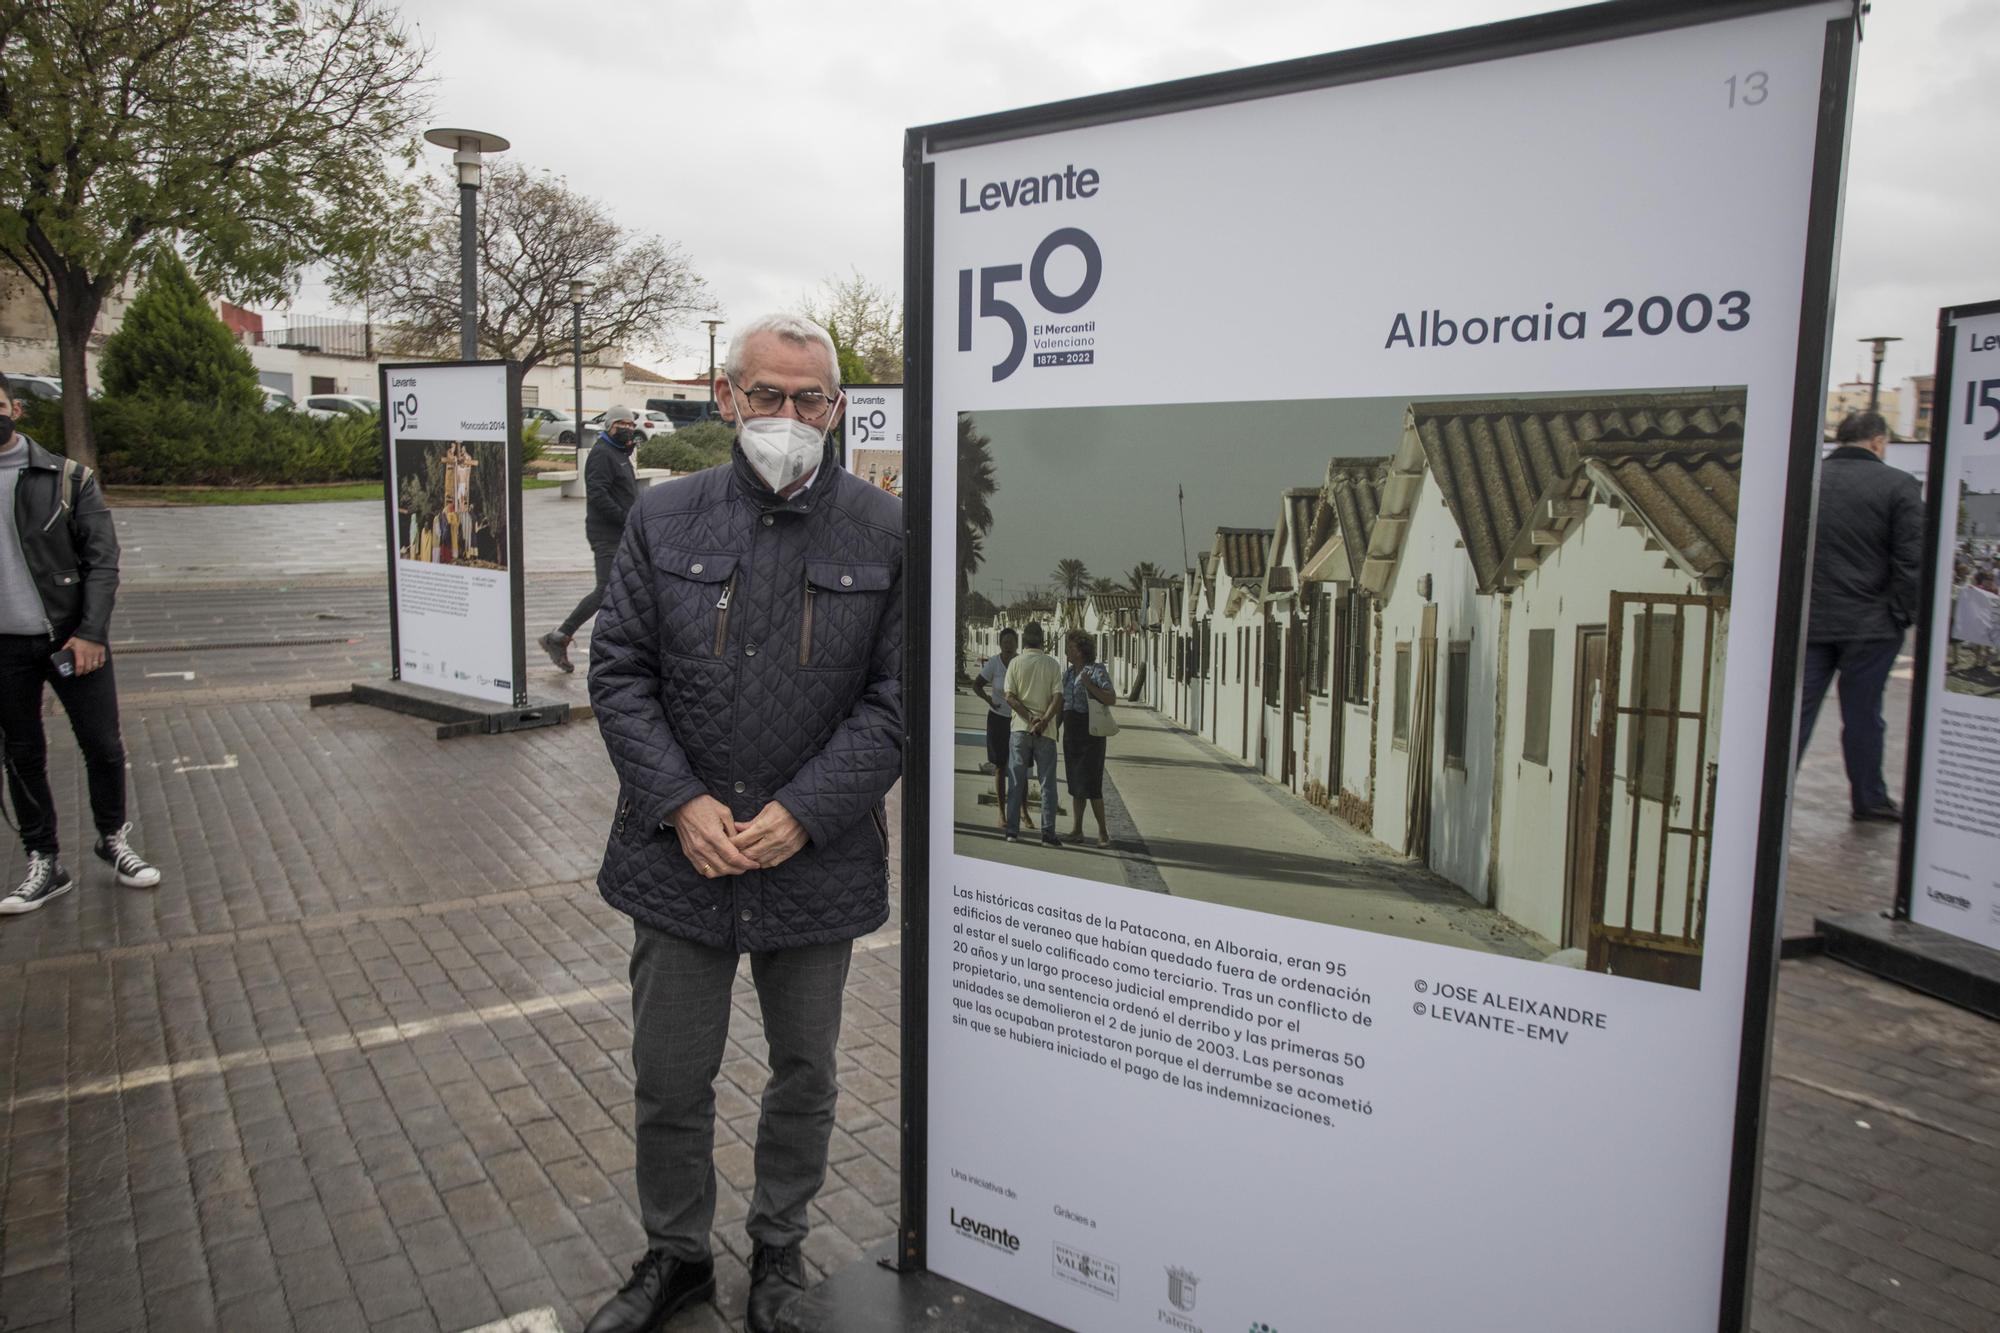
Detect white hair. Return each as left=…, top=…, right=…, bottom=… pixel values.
left=724, top=313, right=840, bottom=388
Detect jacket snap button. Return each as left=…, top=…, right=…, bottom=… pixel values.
left=740, top=909, right=753, bottom=922
left=762, top=514, right=774, bottom=526
left=839, top=574, right=853, bottom=587
left=690, top=562, right=703, bottom=574
left=744, top=644, right=757, bottom=657
left=733, top=781, right=746, bottom=793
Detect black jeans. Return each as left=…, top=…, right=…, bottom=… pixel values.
left=629, top=922, right=853, bottom=1259
left=558, top=542, right=619, bottom=638
left=1796, top=635, right=1902, bottom=813
left=0, top=634, right=127, bottom=855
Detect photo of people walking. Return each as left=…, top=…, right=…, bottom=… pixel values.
left=956, top=389, right=1748, bottom=990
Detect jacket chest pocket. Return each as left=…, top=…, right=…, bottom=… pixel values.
left=800, top=559, right=893, bottom=669
left=651, top=548, right=741, bottom=659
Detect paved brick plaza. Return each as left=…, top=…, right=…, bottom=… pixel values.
left=0, top=490, right=1995, bottom=1332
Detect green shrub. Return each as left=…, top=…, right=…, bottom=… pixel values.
left=24, top=394, right=383, bottom=485
left=638, top=419, right=734, bottom=474
left=24, top=395, right=539, bottom=485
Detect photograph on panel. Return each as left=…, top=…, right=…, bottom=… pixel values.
left=952, top=389, right=1746, bottom=990
left=394, top=439, right=510, bottom=569
left=1946, top=453, right=2000, bottom=698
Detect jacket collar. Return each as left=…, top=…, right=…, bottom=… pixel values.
left=729, top=436, right=842, bottom=515
left=1827, top=445, right=1883, bottom=463
left=15, top=435, right=64, bottom=472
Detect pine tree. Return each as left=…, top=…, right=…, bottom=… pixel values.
left=99, top=250, right=263, bottom=411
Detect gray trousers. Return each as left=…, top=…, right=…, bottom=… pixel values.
left=630, top=922, right=853, bottom=1259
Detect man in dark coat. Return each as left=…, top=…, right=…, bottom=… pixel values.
left=1798, top=410, right=1923, bottom=821
left=539, top=405, right=641, bottom=672
left=581, top=315, right=901, bottom=1333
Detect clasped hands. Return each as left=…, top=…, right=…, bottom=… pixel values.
left=671, top=794, right=807, bottom=878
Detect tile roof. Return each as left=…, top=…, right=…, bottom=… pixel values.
left=1411, top=391, right=1746, bottom=592
left=1299, top=458, right=1388, bottom=584
left=1213, top=527, right=1273, bottom=580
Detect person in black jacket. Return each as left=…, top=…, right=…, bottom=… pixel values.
left=1798, top=410, right=1923, bottom=821
left=538, top=405, right=641, bottom=672
left=579, top=315, right=899, bottom=1333
left=0, top=379, right=161, bottom=916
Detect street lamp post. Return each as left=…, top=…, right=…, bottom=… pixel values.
left=570, top=281, right=588, bottom=467
left=1860, top=334, right=1903, bottom=413
left=703, top=319, right=723, bottom=416
left=423, top=127, right=511, bottom=361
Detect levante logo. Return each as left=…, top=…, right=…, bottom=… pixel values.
left=950, top=1206, right=1021, bottom=1254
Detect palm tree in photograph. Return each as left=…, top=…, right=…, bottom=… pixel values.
left=1054, top=558, right=1092, bottom=598
left=958, top=416, right=999, bottom=675
left=1126, top=560, right=1164, bottom=591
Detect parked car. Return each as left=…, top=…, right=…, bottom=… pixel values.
left=3, top=373, right=62, bottom=402
left=521, top=405, right=581, bottom=444
left=303, top=394, right=379, bottom=421
left=646, top=398, right=720, bottom=426
left=260, top=385, right=295, bottom=412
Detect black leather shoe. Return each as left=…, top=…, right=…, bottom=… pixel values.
left=1852, top=800, right=1902, bottom=824
left=747, top=1241, right=808, bottom=1333
left=583, top=1250, right=715, bottom=1333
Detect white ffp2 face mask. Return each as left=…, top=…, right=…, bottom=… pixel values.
left=733, top=385, right=837, bottom=493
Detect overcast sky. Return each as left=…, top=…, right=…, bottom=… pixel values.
left=285, top=0, right=1995, bottom=387
left=965, top=398, right=1412, bottom=602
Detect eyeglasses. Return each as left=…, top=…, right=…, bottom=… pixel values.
left=732, top=380, right=836, bottom=423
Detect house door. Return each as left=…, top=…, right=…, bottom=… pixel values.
left=1281, top=624, right=1297, bottom=789
left=1564, top=627, right=1608, bottom=951
left=1585, top=593, right=1725, bottom=990
left=1326, top=605, right=1346, bottom=801
left=1404, top=604, right=1438, bottom=863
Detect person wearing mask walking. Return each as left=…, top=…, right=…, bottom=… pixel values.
left=0, top=378, right=161, bottom=915
left=1798, top=410, right=1924, bottom=822
left=540, top=406, right=641, bottom=672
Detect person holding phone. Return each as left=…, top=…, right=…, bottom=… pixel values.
left=0, top=377, right=160, bottom=916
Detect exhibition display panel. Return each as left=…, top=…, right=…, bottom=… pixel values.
left=1896, top=300, right=2000, bottom=956
left=377, top=360, right=528, bottom=709
left=897, top=2, right=1858, bottom=1330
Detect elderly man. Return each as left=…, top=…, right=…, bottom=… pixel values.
left=540, top=405, right=640, bottom=672
left=1797, top=410, right=1923, bottom=821
left=583, top=315, right=902, bottom=1333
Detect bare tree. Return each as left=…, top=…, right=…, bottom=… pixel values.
left=0, top=0, right=431, bottom=466
left=802, top=269, right=901, bottom=384
left=355, top=163, right=710, bottom=372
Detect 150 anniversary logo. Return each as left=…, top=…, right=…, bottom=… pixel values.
left=956, top=164, right=1103, bottom=382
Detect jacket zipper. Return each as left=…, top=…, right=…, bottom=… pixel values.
left=799, top=581, right=817, bottom=666
left=713, top=574, right=736, bottom=656
left=12, top=466, right=53, bottom=637
left=616, top=798, right=631, bottom=836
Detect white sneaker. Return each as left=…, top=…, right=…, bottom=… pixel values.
left=94, top=823, right=162, bottom=889
left=0, top=852, right=74, bottom=914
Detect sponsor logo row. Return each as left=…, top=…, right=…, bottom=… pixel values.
left=950, top=1200, right=1278, bottom=1331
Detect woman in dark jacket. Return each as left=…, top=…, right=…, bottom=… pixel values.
left=1060, top=630, right=1117, bottom=847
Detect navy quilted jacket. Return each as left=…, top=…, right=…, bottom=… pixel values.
left=588, top=441, right=904, bottom=950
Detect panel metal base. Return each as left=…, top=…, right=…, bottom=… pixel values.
left=310, top=679, right=569, bottom=741
left=1817, top=911, right=2000, bottom=1021
left=778, top=1246, right=1069, bottom=1333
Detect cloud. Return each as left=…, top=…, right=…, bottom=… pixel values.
left=286, top=0, right=1988, bottom=388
